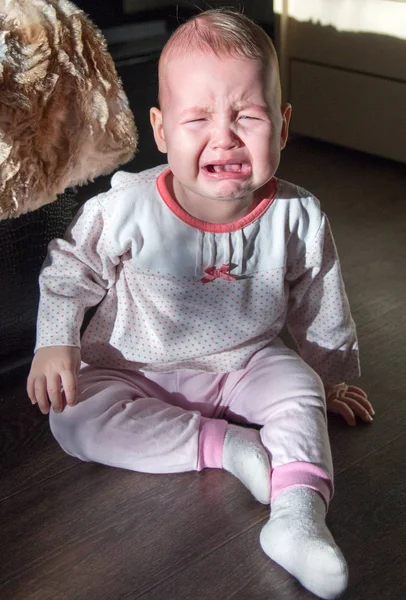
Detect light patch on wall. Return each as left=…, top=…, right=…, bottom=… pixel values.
left=274, top=0, right=406, bottom=40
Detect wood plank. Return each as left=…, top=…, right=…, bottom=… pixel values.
left=133, top=527, right=311, bottom=600
left=0, top=378, right=81, bottom=501
left=0, top=463, right=268, bottom=600
left=329, top=435, right=406, bottom=600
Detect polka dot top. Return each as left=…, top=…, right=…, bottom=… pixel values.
left=36, top=164, right=360, bottom=385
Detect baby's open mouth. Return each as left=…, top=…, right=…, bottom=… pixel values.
left=206, top=163, right=243, bottom=173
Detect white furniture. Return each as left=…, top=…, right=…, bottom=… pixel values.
left=276, top=0, right=406, bottom=163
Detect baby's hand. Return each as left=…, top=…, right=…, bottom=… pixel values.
left=325, top=382, right=374, bottom=426
left=27, top=346, right=81, bottom=415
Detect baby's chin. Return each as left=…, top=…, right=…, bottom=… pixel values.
left=200, top=178, right=270, bottom=203
left=200, top=181, right=255, bottom=201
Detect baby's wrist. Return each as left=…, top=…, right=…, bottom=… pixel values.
left=325, top=382, right=348, bottom=400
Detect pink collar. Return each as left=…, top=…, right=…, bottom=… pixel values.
left=156, top=168, right=277, bottom=233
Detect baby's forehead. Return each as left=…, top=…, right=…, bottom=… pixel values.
left=159, top=50, right=279, bottom=108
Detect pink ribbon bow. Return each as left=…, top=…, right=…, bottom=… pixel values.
left=200, top=264, right=236, bottom=284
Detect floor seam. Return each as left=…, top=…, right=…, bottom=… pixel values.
left=131, top=515, right=268, bottom=599
left=0, top=460, right=82, bottom=504
left=334, top=429, right=404, bottom=476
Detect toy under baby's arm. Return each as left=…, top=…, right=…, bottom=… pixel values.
left=285, top=210, right=375, bottom=425
left=0, top=0, right=137, bottom=219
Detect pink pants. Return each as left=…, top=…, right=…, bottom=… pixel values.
left=50, top=340, right=333, bottom=505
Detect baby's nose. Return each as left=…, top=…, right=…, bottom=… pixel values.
left=210, top=123, right=240, bottom=150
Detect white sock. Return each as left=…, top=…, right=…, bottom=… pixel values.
left=260, top=487, right=348, bottom=599
left=222, top=424, right=270, bottom=504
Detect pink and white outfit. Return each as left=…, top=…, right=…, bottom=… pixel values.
left=36, top=165, right=360, bottom=505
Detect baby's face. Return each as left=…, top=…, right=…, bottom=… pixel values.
left=151, top=52, right=290, bottom=211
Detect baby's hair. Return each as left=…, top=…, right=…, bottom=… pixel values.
left=158, top=8, right=280, bottom=105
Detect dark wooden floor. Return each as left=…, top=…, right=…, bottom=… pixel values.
left=1, top=60, right=406, bottom=599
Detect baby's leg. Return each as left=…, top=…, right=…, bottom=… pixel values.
left=50, top=365, right=226, bottom=474
left=224, top=343, right=348, bottom=599
left=50, top=365, right=270, bottom=501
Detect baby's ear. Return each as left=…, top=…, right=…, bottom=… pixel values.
left=280, top=103, right=292, bottom=150
left=150, top=107, right=167, bottom=154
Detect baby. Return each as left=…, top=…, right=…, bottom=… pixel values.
left=27, top=9, right=374, bottom=599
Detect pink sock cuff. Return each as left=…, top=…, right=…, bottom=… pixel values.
left=197, top=417, right=228, bottom=471
left=271, top=462, right=334, bottom=507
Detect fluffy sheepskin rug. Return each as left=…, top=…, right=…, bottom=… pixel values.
left=0, top=0, right=137, bottom=219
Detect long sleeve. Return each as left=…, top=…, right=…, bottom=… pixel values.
left=285, top=213, right=360, bottom=386
left=35, top=196, right=121, bottom=350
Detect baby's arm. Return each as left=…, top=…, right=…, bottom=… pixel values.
left=286, top=206, right=374, bottom=424
left=28, top=196, right=120, bottom=414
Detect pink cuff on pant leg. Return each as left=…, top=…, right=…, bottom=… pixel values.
left=271, top=462, right=334, bottom=508
left=197, top=417, right=228, bottom=471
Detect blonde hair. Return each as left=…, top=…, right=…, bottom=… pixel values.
left=158, top=9, right=280, bottom=105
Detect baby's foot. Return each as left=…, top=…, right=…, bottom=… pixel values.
left=222, top=424, right=270, bottom=504
left=260, top=487, right=348, bottom=599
